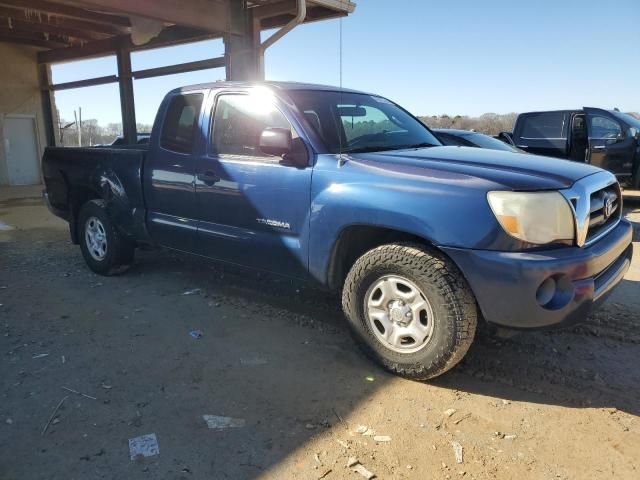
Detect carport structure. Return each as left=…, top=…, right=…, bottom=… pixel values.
left=1, top=0, right=355, bottom=148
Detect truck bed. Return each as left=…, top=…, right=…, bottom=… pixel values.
left=42, top=146, right=148, bottom=243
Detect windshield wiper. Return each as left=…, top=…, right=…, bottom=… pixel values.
left=400, top=142, right=438, bottom=149
left=343, top=142, right=438, bottom=154
left=341, top=145, right=405, bottom=154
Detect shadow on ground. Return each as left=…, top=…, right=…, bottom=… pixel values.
left=1, top=191, right=639, bottom=479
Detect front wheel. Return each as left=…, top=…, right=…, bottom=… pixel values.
left=77, top=200, right=134, bottom=275
left=342, top=243, right=477, bottom=380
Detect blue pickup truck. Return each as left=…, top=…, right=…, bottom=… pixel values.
left=43, top=82, right=633, bottom=380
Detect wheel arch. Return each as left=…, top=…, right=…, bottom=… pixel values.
left=68, top=185, right=102, bottom=244
left=68, top=168, right=148, bottom=245
left=327, top=224, right=442, bottom=291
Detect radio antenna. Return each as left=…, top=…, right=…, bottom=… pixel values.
left=338, top=16, right=345, bottom=165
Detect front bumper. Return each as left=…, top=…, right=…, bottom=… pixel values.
left=442, top=219, right=633, bottom=329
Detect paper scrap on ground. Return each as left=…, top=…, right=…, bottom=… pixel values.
left=348, top=457, right=375, bottom=479
left=203, top=415, right=246, bottom=430
left=182, top=288, right=201, bottom=296
left=355, top=425, right=375, bottom=436
left=129, top=433, right=159, bottom=460
left=0, top=221, right=15, bottom=231
left=240, top=356, right=268, bottom=366
left=452, top=440, right=463, bottom=464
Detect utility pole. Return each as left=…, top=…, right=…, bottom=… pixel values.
left=74, top=107, right=83, bottom=146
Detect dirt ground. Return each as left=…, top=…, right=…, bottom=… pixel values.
left=1, top=185, right=639, bottom=480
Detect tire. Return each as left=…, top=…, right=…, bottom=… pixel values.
left=77, top=200, right=134, bottom=275
left=342, top=243, right=477, bottom=380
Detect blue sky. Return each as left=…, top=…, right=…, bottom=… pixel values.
left=52, top=0, right=640, bottom=126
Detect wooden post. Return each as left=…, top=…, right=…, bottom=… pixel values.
left=116, top=45, right=137, bottom=144
left=37, top=63, right=56, bottom=147
left=225, top=1, right=260, bottom=81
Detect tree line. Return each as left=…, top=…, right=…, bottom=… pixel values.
left=418, top=113, right=518, bottom=135
left=58, top=119, right=153, bottom=147
left=57, top=112, right=640, bottom=147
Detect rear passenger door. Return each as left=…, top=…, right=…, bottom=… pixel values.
left=144, top=91, right=206, bottom=252
left=513, top=112, right=569, bottom=158
left=584, top=107, right=636, bottom=177
left=194, top=90, right=313, bottom=278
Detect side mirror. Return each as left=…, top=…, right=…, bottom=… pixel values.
left=259, top=127, right=292, bottom=157
left=497, top=131, right=515, bottom=146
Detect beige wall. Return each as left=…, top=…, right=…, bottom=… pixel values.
left=0, top=43, right=51, bottom=186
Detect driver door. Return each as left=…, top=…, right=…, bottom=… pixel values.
left=194, top=91, right=313, bottom=278
left=584, top=107, right=636, bottom=177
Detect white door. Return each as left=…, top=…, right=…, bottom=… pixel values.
left=4, top=116, right=40, bottom=185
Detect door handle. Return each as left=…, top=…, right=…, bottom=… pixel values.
left=591, top=145, right=606, bottom=150
left=197, top=171, right=220, bottom=186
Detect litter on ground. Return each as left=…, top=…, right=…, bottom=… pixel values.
left=189, top=330, right=203, bottom=339
left=203, top=415, right=246, bottom=430
left=182, top=288, right=202, bottom=296
left=129, top=433, right=160, bottom=460
left=347, top=457, right=375, bottom=479
left=240, top=356, right=268, bottom=366
left=452, top=441, right=464, bottom=464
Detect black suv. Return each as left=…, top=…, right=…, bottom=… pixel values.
left=506, top=108, right=640, bottom=187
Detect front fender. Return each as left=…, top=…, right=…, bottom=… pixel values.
left=307, top=155, right=514, bottom=286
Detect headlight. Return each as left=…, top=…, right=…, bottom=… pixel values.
left=487, top=191, right=575, bottom=245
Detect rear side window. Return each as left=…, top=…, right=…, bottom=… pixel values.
left=160, top=94, right=204, bottom=153
left=519, top=112, right=567, bottom=139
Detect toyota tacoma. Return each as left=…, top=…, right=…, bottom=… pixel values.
left=42, top=82, right=634, bottom=379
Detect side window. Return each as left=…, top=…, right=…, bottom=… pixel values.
left=519, top=112, right=567, bottom=139
left=160, top=93, right=204, bottom=154
left=212, top=94, right=295, bottom=160
left=588, top=115, right=621, bottom=139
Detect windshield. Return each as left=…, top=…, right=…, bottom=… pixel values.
left=464, top=133, right=523, bottom=152
left=287, top=90, right=441, bottom=154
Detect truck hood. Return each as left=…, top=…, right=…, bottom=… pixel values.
left=356, top=146, right=603, bottom=190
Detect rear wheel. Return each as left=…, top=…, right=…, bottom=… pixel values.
left=78, top=200, right=134, bottom=275
left=342, top=243, right=477, bottom=380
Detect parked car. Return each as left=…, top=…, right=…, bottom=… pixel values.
left=42, top=82, right=633, bottom=380
left=507, top=108, right=640, bottom=187
left=434, top=128, right=524, bottom=153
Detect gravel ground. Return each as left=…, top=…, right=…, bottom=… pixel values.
left=1, top=186, right=639, bottom=480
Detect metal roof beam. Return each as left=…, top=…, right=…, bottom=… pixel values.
left=0, top=0, right=130, bottom=27
left=0, top=15, right=108, bottom=41
left=37, top=25, right=215, bottom=64
left=51, top=0, right=236, bottom=34
left=0, top=5, right=128, bottom=36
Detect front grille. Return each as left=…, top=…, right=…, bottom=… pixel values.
left=585, top=184, right=621, bottom=244
left=561, top=171, right=622, bottom=247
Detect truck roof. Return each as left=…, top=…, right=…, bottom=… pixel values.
left=169, top=81, right=369, bottom=96
left=519, top=109, right=582, bottom=115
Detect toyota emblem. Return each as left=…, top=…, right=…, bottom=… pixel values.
left=603, top=195, right=615, bottom=219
